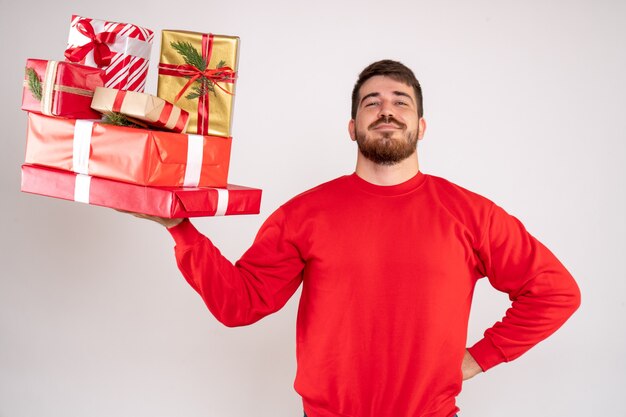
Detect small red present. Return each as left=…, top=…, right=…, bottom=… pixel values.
left=21, top=164, right=262, bottom=218
left=22, top=59, right=104, bottom=119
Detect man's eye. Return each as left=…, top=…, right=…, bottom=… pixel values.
left=396, top=101, right=408, bottom=106
left=365, top=102, right=379, bottom=107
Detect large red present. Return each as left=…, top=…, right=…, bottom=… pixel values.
left=22, top=59, right=104, bottom=119
left=21, top=164, right=262, bottom=218
left=24, top=113, right=232, bottom=187
left=64, top=15, right=154, bottom=92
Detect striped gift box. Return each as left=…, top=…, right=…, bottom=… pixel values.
left=64, top=15, right=154, bottom=92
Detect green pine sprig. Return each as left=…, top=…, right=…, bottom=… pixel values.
left=26, top=67, right=42, bottom=101
left=170, top=41, right=207, bottom=71
left=170, top=41, right=230, bottom=101
left=101, top=112, right=144, bottom=129
left=186, top=84, right=211, bottom=100
left=185, top=61, right=228, bottom=100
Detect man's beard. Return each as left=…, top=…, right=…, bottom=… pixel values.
left=355, top=116, right=419, bottom=166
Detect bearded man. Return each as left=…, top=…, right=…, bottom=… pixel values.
left=131, top=60, right=580, bottom=417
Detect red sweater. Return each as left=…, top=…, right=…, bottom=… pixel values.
left=168, top=172, right=580, bottom=417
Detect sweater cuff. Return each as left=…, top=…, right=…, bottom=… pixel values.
left=167, top=218, right=203, bottom=247
left=467, top=337, right=508, bottom=372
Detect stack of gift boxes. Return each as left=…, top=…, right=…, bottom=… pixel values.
left=20, top=15, right=262, bottom=218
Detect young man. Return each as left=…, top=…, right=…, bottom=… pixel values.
left=134, top=60, right=580, bottom=417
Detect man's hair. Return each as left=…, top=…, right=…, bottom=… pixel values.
left=351, top=59, right=423, bottom=119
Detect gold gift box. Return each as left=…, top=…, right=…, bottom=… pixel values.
left=157, top=30, right=239, bottom=138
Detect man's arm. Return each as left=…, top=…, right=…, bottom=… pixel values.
left=462, top=349, right=482, bottom=380
left=467, top=203, right=581, bottom=372
left=125, top=209, right=305, bottom=327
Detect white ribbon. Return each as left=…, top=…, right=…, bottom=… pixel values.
left=124, top=37, right=152, bottom=60
left=41, top=61, right=59, bottom=116
left=183, top=134, right=204, bottom=187
left=214, top=188, right=229, bottom=216
left=72, top=120, right=94, bottom=175
left=74, top=174, right=92, bottom=204
left=67, top=20, right=152, bottom=65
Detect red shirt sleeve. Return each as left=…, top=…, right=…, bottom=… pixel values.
left=468, top=203, right=581, bottom=371
left=167, top=209, right=305, bottom=327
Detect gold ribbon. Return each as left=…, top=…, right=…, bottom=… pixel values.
left=22, top=80, right=95, bottom=98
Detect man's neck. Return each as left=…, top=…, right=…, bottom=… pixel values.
left=354, top=152, right=420, bottom=186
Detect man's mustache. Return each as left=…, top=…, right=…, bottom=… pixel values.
left=368, top=116, right=406, bottom=130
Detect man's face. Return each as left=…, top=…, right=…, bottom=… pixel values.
left=349, top=75, right=425, bottom=166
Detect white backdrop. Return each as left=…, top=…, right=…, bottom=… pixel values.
left=1, top=0, right=624, bottom=416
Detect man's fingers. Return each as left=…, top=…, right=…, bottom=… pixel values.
left=113, top=208, right=183, bottom=228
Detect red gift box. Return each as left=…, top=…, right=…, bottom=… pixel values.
left=21, top=164, right=262, bottom=218
left=65, top=15, right=154, bottom=92
left=22, top=59, right=104, bottom=119
left=25, top=113, right=232, bottom=187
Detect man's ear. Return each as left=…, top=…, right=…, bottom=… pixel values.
left=348, top=119, right=356, bottom=141
left=418, top=118, right=427, bottom=141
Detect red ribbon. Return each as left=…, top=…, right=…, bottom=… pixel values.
left=112, top=90, right=126, bottom=112
left=158, top=34, right=236, bottom=135
left=163, top=65, right=236, bottom=103
left=173, top=111, right=190, bottom=132
left=153, top=96, right=190, bottom=132
left=64, top=19, right=117, bottom=67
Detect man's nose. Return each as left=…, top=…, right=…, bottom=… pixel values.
left=378, top=101, right=394, bottom=118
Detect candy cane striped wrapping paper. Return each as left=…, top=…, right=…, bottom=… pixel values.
left=65, top=15, right=154, bottom=92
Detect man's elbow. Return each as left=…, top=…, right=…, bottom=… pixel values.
left=550, top=272, right=581, bottom=322
left=217, top=316, right=256, bottom=328
left=566, top=277, right=582, bottom=315
left=212, top=308, right=264, bottom=328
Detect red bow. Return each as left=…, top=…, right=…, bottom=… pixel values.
left=167, top=65, right=236, bottom=103
left=64, top=19, right=117, bottom=67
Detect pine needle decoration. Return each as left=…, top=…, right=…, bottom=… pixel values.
left=170, top=41, right=207, bottom=71
left=170, top=41, right=230, bottom=100
left=26, top=67, right=42, bottom=101
left=186, top=84, right=210, bottom=100
left=101, top=112, right=144, bottom=129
